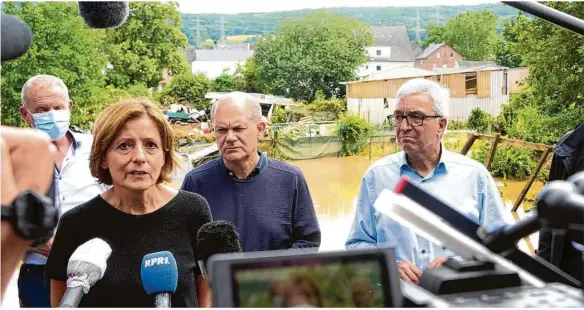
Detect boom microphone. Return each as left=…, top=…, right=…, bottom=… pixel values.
left=77, top=1, right=129, bottom=29
left=58, top=238, right=112, bottom=308
left=1, top=14, right=33, bottom=61
left=196, top=220, right=242, bottom=279
left=141, top=251, right=178, bottom=308
left=536, top=181, right=584, bottom=228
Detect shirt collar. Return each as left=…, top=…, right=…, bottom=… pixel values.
left=66, top=130, right=82, bottom=155
left=221, top=151, right=266, bottom=180
left=399, top=144, right=450, bottom=177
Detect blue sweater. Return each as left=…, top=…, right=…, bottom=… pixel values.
left=181, top=156, right=321, bottom=252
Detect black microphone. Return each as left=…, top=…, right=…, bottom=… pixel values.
left=1, top=14, right=33, bottom=62
left=536, top=181, right=584, bottom=228
left=77, top=1, right=129, bottom=29
left=59, top=238, right=112, bottom=308
left=567, top=171, right=584, bottom=195
left=196, top=220, right=242, bottom=279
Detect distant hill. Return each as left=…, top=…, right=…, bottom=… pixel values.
left=181, top=3, right=521, bottom=46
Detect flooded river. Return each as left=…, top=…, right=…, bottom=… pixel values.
left=170, top=155, right=543, bottom=252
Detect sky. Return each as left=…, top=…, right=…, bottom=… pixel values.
left=177, top=0, right=501, bottom=15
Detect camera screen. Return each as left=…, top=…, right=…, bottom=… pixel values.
left=231, top=257, right=388, bottom=307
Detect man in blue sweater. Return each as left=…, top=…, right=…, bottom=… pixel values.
left=181, top=92, right=321, bottom=252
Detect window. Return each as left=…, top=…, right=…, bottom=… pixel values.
left=436, top=53, right=441, bottom=59
left=450, top=53, right=454, bottom=58
left=376, top=65, right=381, bottom=71
left=376, top=50, right=381, bottom=56
left=365, top=65, right=368, bottom=70
left=465, top=72, right=478, bottom=95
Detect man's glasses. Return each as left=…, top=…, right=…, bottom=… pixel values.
left=388, top=114, right=442, bottom=127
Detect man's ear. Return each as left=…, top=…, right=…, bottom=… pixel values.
left=67, top=99, right=73, bottom=111
left=257, top=121, right=267, bottom=137
left=438, top=117, right=448, bottom=137
left=19, top=106, right=34, bottom=126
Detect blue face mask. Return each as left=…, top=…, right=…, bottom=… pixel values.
left=30, top=109, right=71, bottom=141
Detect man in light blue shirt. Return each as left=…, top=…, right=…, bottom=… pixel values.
left=345, top=78, right=507, bottom=284
left=17, top=75, right=108, bottom=307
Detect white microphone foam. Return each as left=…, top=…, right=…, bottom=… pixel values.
left=67, top=238, right=112, bottom=290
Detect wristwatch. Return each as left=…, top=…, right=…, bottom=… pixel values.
left=1, top=190, right=59, bottom=243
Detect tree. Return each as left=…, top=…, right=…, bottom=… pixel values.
left=493, top=14, right=527, bottom=68
left=233, top=57, right=266, bottom=93
left=422, top=25, right=445, bottom=48
left=212, top=72, right=237, bottom=92
left=439, top=11, right=499, bottom=60
left=1, top=2, right=109, bottom=128
left=506, top=1, right=584, bottom=144
left=157, top=73, right=211, bottom=110
left=253, top=11, right=375, bottom=101
left=104, top=1, right=190, bottom=89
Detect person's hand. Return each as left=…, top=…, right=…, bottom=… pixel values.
left=397, top=260, right=422, bottom=284
left=428, top=257, right=448, bottom=269
left=30, top=237, right=54, bottom=257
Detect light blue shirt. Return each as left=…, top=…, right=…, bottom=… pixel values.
left=24, top=131, right=109, bottom=265
left=345, top=146, right=507, bottom=270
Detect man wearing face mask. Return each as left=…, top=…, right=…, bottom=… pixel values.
left=16, top=74, right=108, bottom=307
left=345, top=78, right=507, bottom=285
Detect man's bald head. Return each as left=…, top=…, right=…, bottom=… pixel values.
left=211, top=92, right=263, bottom=124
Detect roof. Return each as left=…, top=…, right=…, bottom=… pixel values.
left=415, top=42, right=446, bottom=59
left=361, top=66, right=435, bottom=81
left=410, top=41, right=424, bottom=58
left=194, top=49, right=254, bottom=61
left=459, top=60, right=498, bottom=69
left=370, top=26, right=414, bottom=62
left=184, top=45, right=196, bottom=63
left=345, top=65, right=507, bottom=84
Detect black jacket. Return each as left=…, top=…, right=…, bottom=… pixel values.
left=536, top=123, right=584, bottom=282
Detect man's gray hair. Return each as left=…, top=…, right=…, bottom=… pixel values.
left=395, top=78, right=450, bottom=118
left=211, top=91, right=263, bottom=123
left=21, top=74, right=70, bottom=107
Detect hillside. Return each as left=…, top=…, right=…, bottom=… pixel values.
left=181, top=3, right=520, bottom=46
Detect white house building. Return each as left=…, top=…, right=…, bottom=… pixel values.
left=191, top=48, right=254, bottom=79
left=357, top=26, right=416, bottom=78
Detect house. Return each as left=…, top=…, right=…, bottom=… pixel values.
left=205, top=92, right=295, bottom=120
left=345, top=66, right=510, bottom=125
left=411, top=41, right=424, bottom=58
left=357, top=26, right=416, bottom=78
left=191, top=47, right=254, bottom=79
left=414, top=42, right=463, bottom=71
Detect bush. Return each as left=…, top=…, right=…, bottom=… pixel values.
left=270, top=105, right=289, bottom=124
left=157, top=73, right=211, bottom=110
left=448, top=120, right=467, bottom=130
left=308, top=90, right=347, bottom=120
left=337, top=114, right=373, bottom=156
left=467, top=108, right=494, bottom=133
left=470, top=144, right=538, bottom=179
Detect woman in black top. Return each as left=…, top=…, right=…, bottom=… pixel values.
left=45, top=99, right=213, bottom=307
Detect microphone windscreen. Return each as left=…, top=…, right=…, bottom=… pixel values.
left=1, top=14, right=33, bottom=61
left=68, top=238, right=112, bottom=277
left=141, top=251, right=178, bottom=295
left=567, top=171, right=584, bottom=195
left=196, top=220, right=242, bottom=263
left=77, top=1, right=129, bottom=29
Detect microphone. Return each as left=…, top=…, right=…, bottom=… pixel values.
left=567, top=171, right=584, bottom=194
left=1, top=14, right=33, bottom=61
left=58, top=238, right=112, bottom=308
left=141, top=251, right=178, bottom=308
left=536, top=181, right=584, bottom=228
left=77, top=1, right=130, bottom=29
left=196, top=220, right=242, bottom=279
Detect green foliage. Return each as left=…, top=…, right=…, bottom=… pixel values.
left=253, top=11, right=375, bottom=101
left=447, top=120, right=467, bottom=130
left=506, top=1, right=584, bottom=144
left=127, top=84, right=152, bottom=99
left=309, top=90, right=347, bottom=119
left=181, top=3, right=520, bottom=43
left=337, top=114, right=374, bottom=156
left=493, top=14, right=527, bottom=68
left=270, top=106, right=289, bottom=124
left=422, top=25, right=445, bottom=48
left=157, top=73, right=211, bottom=110
left=212, top=72, right=237, bottom=92
left=471, top=144, right=537, bottom=179
left=438, top=10, right=499, bottom=60
left=0, top=2, right=108, bottom=129
left=200, top=39, right=215, bottom=49
left=467, top=108, right=496, bottom=133
left=233, top=57, right=266, bottom=93
left=104, top=1, right=189, bottom=89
